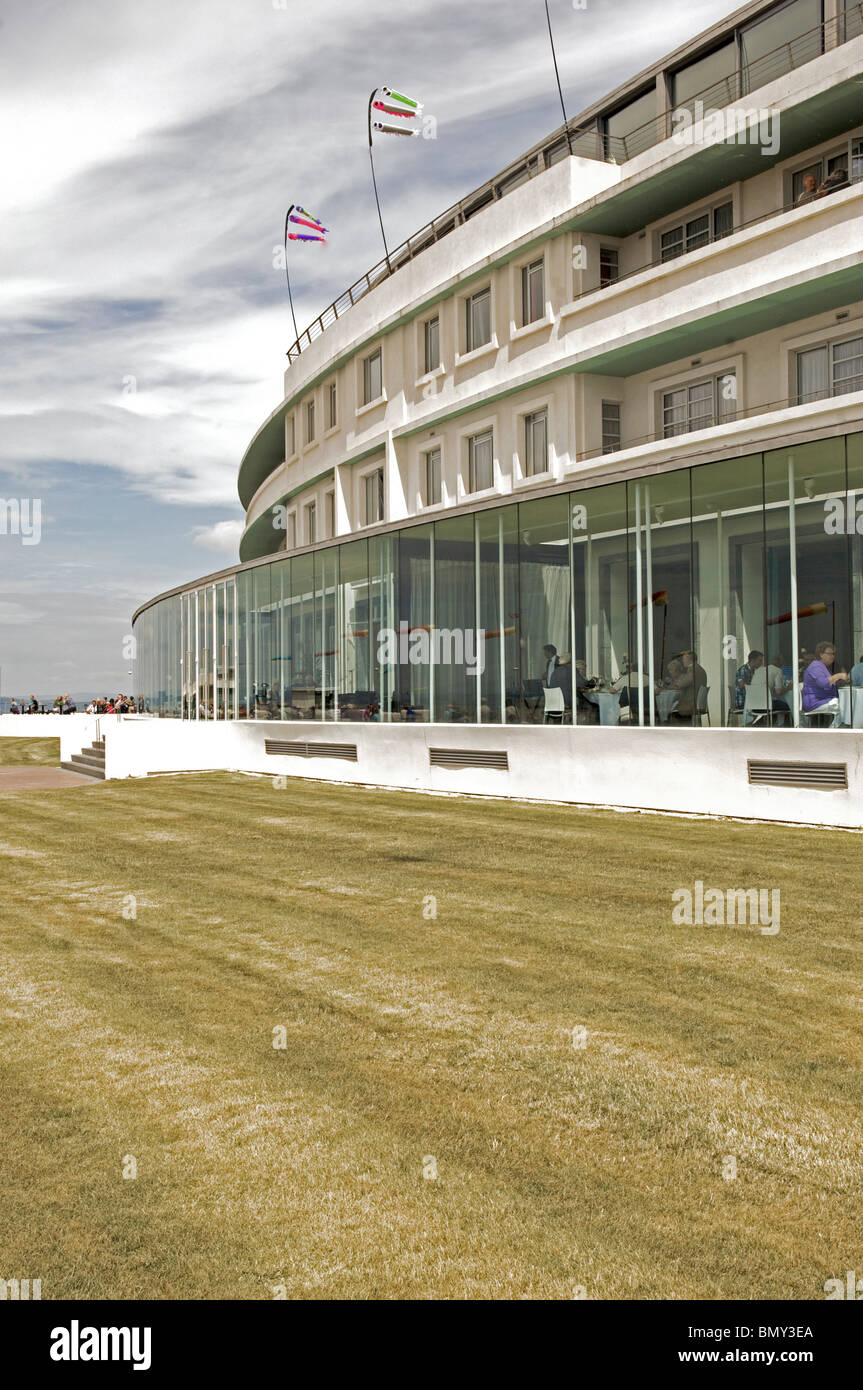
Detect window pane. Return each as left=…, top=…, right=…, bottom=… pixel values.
left=685, top=213, right=710, bottom=251
left=717, top=372, right=738, bottom=422
left=522, top=261, right=544, bottom=324
left=469, top=432, right=493, bottom=491
left=713, top=202, right=734, bottom=239
left=741, top=0, right=823, bottom=94
left=520, top=496, right=572, bottom=723
left=605, top=87, right=657, bottom=157
left=672, top=40, right=738, bottom=111
left=797, top=346, right=829, bottom=403
left=833, top=336, right=863, bottom=395
left=397, top=525, right=431, bottom=719
left=661, top=226, right=684, bottom=262
left=424, top=317, right=440, bottom=374
left=467, top=290, right=491, bottom=351
left=663, top=387, right=687, bottom=437
left=525, top=411, right=548, bottom=476
left=434, top=514, right=477, bottom=722
left=364, top=351, right=382, bottom=403
left=599, top=247, right=619, bottom=287
left=846, top=0, right=863, bottom=42
left=602, top=401, right=621, bottom=452
left=688, top=379, right=714, bottom=430
left=425, top=447, right=441, bottom=505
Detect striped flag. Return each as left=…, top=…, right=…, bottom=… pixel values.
left=371, top=86, right=423, bottom=137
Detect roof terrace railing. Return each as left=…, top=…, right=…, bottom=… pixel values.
left=286, top=3, right=862, bottom=364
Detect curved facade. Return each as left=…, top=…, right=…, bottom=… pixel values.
left=135, top=0, right=863, bottom=735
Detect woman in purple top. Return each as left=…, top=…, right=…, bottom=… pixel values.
left=802, top=641, right=847, bottom=719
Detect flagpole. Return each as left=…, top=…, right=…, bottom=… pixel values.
left=283, top=205, right=299, bottom=347
left=544, top=0, right=573, bottom=155
left=368, top=91, right=392, bottom=272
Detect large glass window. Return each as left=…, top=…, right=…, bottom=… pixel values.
left=672, top=40, right=738, bottom=112
left=434, top=514, right=478, bottom=723
left=338, top=540, right=369, bottom=721
left=477, top=506, right=519, bottom=724
left=519, top=496, right=573, bottom=724
left=398, top=525, right=432, bottom=720
left=603, top=87, right=657, bottom=158
left=465, top=288, right=491, bottom=352
left=740, top=0, right=823, bottom=94
left=326, top=380, right=337, bottom=430
left=467, top=430, right=494, bottom=493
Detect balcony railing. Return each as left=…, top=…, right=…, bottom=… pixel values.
left=285, top=3, right=863, bottom=365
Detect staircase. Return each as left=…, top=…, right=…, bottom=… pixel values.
left=61, top=738, right=106, bottom=780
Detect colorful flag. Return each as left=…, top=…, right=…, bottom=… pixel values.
left=287, top=206, right=327, bottom=243
left=371, top=86, right=423, bottom=137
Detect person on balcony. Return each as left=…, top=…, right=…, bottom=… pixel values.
left=819, top=166, right=849, bottom=197
left=796, top=173, right=819, bottom=205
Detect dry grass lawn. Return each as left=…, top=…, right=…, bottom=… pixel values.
left=0, top=736, right=59, bottom=766
left=0, top=769, right=860, bottom=1300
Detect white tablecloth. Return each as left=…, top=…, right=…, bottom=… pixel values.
left=584, top=690, right=621, bottom=726
left=838, top=686, right=863, bottom=728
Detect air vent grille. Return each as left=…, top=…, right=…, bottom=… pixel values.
left=429, top=748, right=509, bottom=771
left=747, top=759, right=847, bottom=790
left=265, top=739, right=358, bottom=762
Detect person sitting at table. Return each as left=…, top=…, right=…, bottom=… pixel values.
left=664, top=657, right=683, bottom=687
left=670, top=649, right=707, bottom=723
left=819, top=165, right=849, bottom=196
left=743, top=651, right=789, bottom=726
left=611, top=656, right=649, bottom=723
left=850, top=654, right=863, bottom=687
left=548, top=653, right=572, bottom=713
left=803, top=642, right=847, bottom=723
left=541, top=644, right=559, bottom=687
left=735, top=651, right=758, bottom=710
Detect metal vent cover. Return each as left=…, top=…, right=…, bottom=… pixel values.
left=747, top=759, right=848, bottom=790
left=265, top=739, right=358, bottom=762
left=429, top=747, right=509, bottom=771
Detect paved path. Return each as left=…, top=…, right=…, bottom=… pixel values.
left=0, top=766, right=95, bottom=791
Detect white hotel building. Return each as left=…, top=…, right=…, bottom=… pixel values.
left=130, top=0, right=863, bottom=824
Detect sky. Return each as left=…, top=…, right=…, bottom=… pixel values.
left=0, top=0, right=742, bottom=700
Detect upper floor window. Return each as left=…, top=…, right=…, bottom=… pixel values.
left=465, top=287, right=491, bottom=353
left=287, top=414, right=296, bottom=457
left=662, top=371, right=736, bottom=438
left=304, top=399, right=315, bottom=445
left=326, top=380, right=337, bottom=430
left=305, top=501, right=316, bottom=544
left=424, top=447, right=442, bottom=506
left=287, top=512, right=297, bottom=550
left=740, top=0, right=823, bottom=95
left=600, top=247, right=619, bottom=288
left=521, top=260, right=545, bottom=326
left=797, top=336, right=863, bottom=403
left=845, top=0, right=863, bottom=42
left=660, top=202, right=733, bottom=262
left=671, top=40, right=738, bottom=113
left=364, top=467, right=384, bottom=525
left=602, top=86, right=657, bottom=158
left=602, top=401, right=622, bottom=453
left=467, top=430, right=494, bottom=493
left=363, top=349, right=382, bottom=405
left=523, top=410, right=548, bottom=477
left=792, top=140, right=861, bottom=204
left=424, top=316, right=440, bottom=375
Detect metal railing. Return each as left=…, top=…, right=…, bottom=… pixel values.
left=285, top=3, right=863, bottom=364
left=580, top=385, right=863, bottom=464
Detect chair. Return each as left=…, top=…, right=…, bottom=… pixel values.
left=695, top=685, right=711, bottom=727
left=743, top=681, right=770, bottom=728
left=542, top=686, right=565, bottom=724
left=727, top=684, right=743, bottom=727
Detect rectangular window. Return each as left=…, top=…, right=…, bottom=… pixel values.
left=793, top=160, right=823, bottom=202
left=305, top=501, right=316, bottom=544
left=424, top=316, right=440, bottom=375
left=662, top=372, right=736, bottom=437
left=524, top=410, right=548, bottom=477
left=364, top=467, right=384, bottom=524
left=740, top=0, right=822, bottom=95
left=798, top=337, right=863, bottom=403
left=601, top=401, right=622, bottom=453
left=599, top=247, right=619, bottom=288
left=326, top=490, right=335, bottom=537
left=326, top=380, right=337, bottom=430
left=468, top=430, right=494, bottom=493
left=287, top=414, right=296, bottom=457
left=363, top=349, right=382, bottom=405
left=304, top=399, right=315, bottom=444
left=465, top=287, right=491, bottom=352
left=521, top=259, right=545, bottom=325
left=424, top=447, right=442, bottom=505
left=603, top=87, right=657, bottom=158
left=671, top=40, right=738, bottom=111
left=660, top=202, right=732, bottom=262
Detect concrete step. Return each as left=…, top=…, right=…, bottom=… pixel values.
left=60, top=759, right=105, bottom=780
left=74, top=749, right=106, bottom=768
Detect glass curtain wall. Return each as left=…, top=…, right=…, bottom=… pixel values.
left=134, top=431, right=863, bottom=730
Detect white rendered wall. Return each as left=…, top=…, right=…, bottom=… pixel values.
left=0, top=713, right=103, bottom=762
left=100, top=718, right=863, bottom=830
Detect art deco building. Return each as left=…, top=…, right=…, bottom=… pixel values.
left=134, top=0, right=863, bottom=745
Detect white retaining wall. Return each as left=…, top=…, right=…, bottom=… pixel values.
left=86, top=717, right=863, bottom=829
left=0, top=713, right=104, bottom=763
